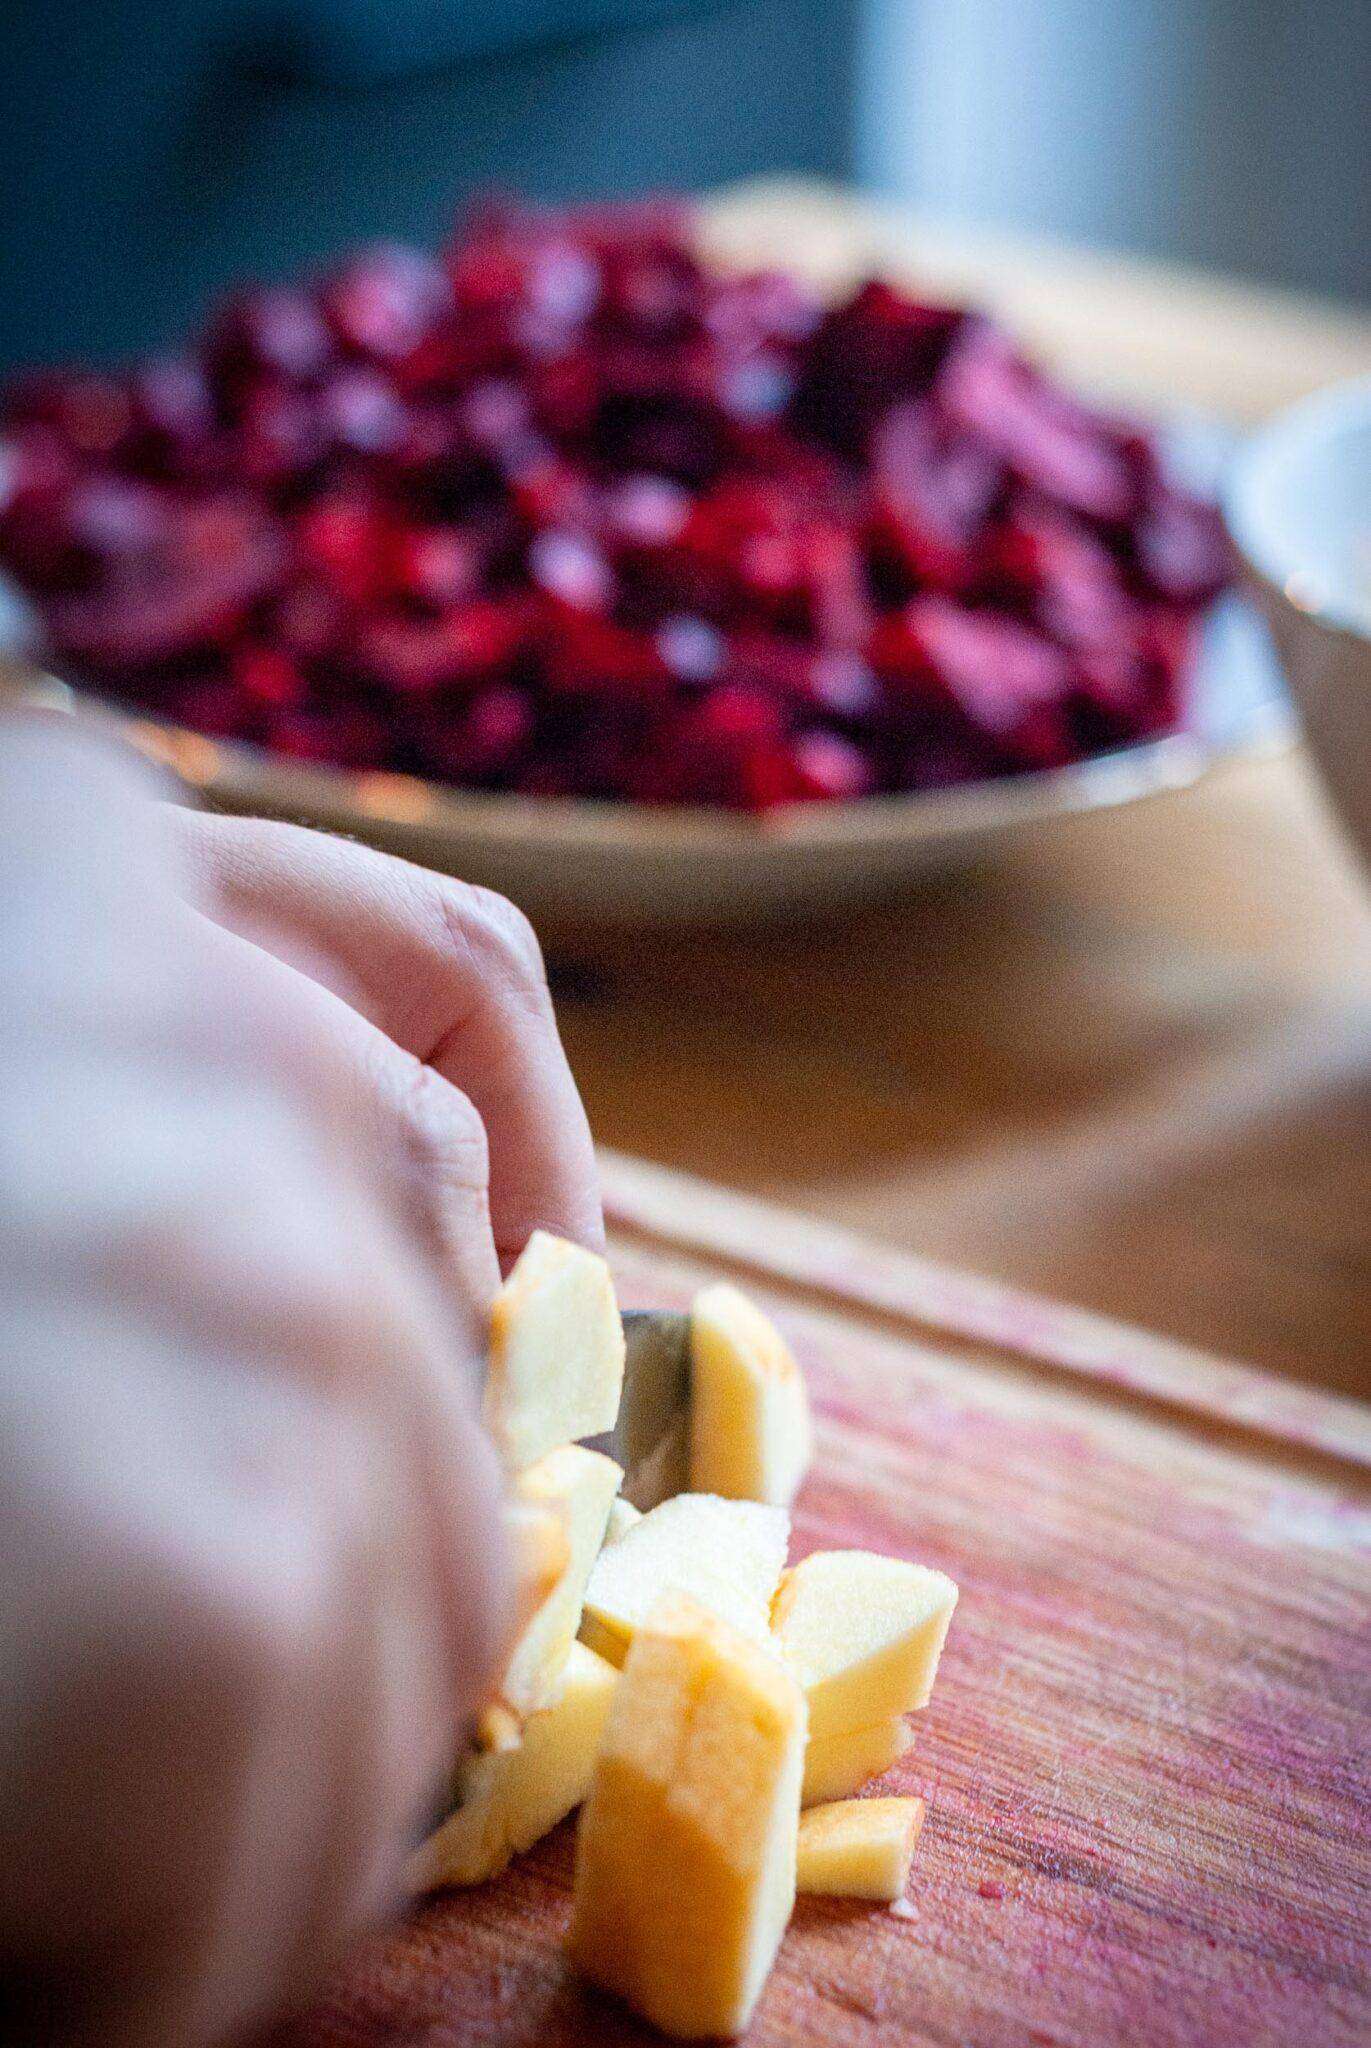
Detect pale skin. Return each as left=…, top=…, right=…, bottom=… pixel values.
left=0, top=713, right=604, bottom=2048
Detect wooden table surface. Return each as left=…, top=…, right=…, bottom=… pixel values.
left=553, top=182, right=1371, bottom=1406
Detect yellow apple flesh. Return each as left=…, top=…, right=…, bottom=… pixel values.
left=486, top=1232, right=625, bottom=1471
left=602, top=1496, right=642, bottom=1545
left=771, top=1550, right=958, bottom=1741
left=688, top=1284, right=813, bottom=1507
left=801, top=1716, right=909, bottom=1806
left=413, top=1641, right=618, bottom=1891
left=796, top=1796, right=925, bottom=1901
left=568, top=1592, right=806, bottom=2039
left=502, top=1444, right=623, bottom=1713
left=580, top=1492, right=789, bottom=1669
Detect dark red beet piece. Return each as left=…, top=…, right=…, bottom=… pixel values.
left=320, top=245, right=452, bottom=366
left=938, top=324, right=1136, bottom=524
left=868, top=401, right=1004, bottom=598
left=4, top=370, right=134, bottom=459
left=874, top=594, right=1075, bottom=768
left=1132, top=481, right=1233, bottom=605
left=205, top=287, right=333, bottom=391
left=51, top=499, right=282, bottom=672
left=0, top=199, right=1228, bottom=812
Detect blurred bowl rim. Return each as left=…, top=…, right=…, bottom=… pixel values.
left=1223, top=372, right=1371, bottom=642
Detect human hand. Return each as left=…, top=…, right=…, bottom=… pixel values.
left=0, top=716, right=597, bottom=2048
left=174, top=804, right=604, bottom=1318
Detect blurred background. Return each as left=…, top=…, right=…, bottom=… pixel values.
left=2, top=0, right=1366, bottom=372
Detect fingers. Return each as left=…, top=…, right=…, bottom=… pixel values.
left=179, top=907, right=505, bottom=1342
left=165, top=904, right=516, bottom=1686
left=0, top=711, right=179, bottom=1023
left=176, top=810, right=603, bottom=1268
left=2, top=719, right=518, bottom=2045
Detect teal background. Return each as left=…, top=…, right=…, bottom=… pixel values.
left=0, top=0, right=859, bottom=370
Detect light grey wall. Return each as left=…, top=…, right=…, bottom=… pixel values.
left=858, top=0, right=1370, bottom=303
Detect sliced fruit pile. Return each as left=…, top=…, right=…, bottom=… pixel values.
left=414, top=1231, right=958, bottom=2039
left=0, top=202, right=1230, bottom=810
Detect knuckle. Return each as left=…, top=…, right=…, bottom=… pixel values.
left=399, top=1060, right=490, bottom=1195
left=433, top=879, right=550, bottom=1015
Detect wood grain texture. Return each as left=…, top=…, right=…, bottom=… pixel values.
left=555, top=754, right=1371, bottom=1403
left=279, top=1167, right=1371, bottom=2048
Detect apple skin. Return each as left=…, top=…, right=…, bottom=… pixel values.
left=568, top=1592, right=806, bottom=2040
left=796, top=1796, right=925, bottom=1901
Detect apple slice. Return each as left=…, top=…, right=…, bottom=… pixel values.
left=580, top=1493, right=789, bottom=1669
left=796, top=1796, right=925, bottom=1901
left=688, top=1284, right=813, bottom=1507
left=503, top=1491, right=571, bottom=1634
left=497, top=1644, right=618, bottom=1857
left=603, top=1496, right=642, bottom=1546
left=502, top=1445, right=623, bottom=1713
left=473, top=1700, right=523, bottom=1756
left=485, top=1232, right=626, bottom=1471
left=802, top=1717, right=909, bottom=1806
left=771, top=1550, right=958, bottom=1741
left=568, top=1592, right=806, bottom=2039
left=411, top=1769, right=506, bottom=1892
left=413, top=1641, right=618, bottom=1891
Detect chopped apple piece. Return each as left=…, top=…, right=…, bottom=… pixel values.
left=485, top=1232, right=626, bottom=1471
left=568, top=1593, right=806, bottom=2039
left=413, top=1642, right=617, bottom=1891
left=473, top=1700, right=523, bottom=1756
left=802, top=1717, right=909, bottom=1806
left=411, top=1771, right=507, bottom=1892
left=771, top=1550, right=957, bottom=1741
left=499, top=1643, right=618, bottom=1856
left=504, top=1493, right=572, bottom=1631
left=688, top=1284, right=813, bottom=1507
left=581, top=1493, right=789, bottom=1669
left=796, top=1797, right=925, bottom=1901
left=502, top=1445, right=623, bottom=1713
left=603, top=1496, right=642, bottom=1545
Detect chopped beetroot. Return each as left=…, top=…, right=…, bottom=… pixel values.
left=0, top=199, right=1229, bottom=813
left=793, top=280, right=964, bottom=462
left=785, top=729, right=875, bottom=803
left=47, top=496, right=282, bottom=672
left=414, top=683, right=534, bottom=781
left=319, top=245, right=453, bottom=368
left=867, top=400, right=1004, bottom=599
left=232, top=643, right=307, bottom=711
left=204, top=286, right=334, bottom=392
left=874, top=595, right=1076, bottom=768
left=1131, top=480, right=1233, bottom=605
left=938, top=324, right=1136, bottom=524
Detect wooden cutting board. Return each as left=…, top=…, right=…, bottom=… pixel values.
left=280, top=1152, right=1371, bottom=2048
